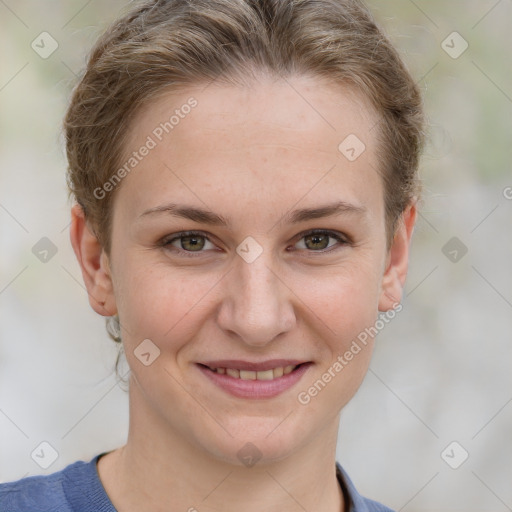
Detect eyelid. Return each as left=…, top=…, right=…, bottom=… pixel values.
left=289, top=228, right=351, bottom=254
left=160, top=230, right=218, bottom=257
left=160, top=228, right=351, bottom=257
left=292, top=228, right=351, bottom=245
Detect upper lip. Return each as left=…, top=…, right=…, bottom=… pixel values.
left=198, top=359, right=309, bottom=372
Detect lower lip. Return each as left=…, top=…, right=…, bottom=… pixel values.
left=196, top=363, right=312, bottom=399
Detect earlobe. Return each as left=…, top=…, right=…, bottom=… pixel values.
left=378, top=201, right=417, bottom=312
left=69, top=204, right=117, bottom=317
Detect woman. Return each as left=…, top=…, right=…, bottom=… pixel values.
left=0, top=0, right=424, bottom=510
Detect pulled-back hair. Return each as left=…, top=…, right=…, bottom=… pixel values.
left=65, top=0, right=425, bottom=363
left=65, top=0, right=424, bottom=257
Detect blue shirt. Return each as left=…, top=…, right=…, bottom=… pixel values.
left=0, top=453, right=394, bottom=511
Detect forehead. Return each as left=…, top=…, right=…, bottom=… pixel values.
left=131, top=74, right=378, bottom=151
left=116, top=75, right=383, bottom=225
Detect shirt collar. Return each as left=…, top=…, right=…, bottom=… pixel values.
left=336, top=462, right=381, bottom=512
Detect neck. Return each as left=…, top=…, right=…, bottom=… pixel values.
left=97, top=376, right=344, bottom=512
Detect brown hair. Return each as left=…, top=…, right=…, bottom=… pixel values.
left=64, top=0, right=424, bottom=358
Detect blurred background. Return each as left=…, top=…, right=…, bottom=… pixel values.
left=0, top=1, right=511, bottom=510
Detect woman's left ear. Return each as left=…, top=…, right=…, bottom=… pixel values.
left=378, top=201, right=417, bottom=311
left=69, top=204, right=118, bottom=317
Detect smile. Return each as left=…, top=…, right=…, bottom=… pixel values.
left=206, top=364, right=298, bottom=380
left=196, top=361, right=312, bottom=399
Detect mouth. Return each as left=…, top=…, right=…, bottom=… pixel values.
left=199, top=363, right=303, bottom=380
left=196, top=360, right=312, bottom=399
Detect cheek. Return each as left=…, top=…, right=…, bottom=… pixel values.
left=114, top=257, right=223, bottom=346
left=293, top=269, right=380, bottom=416
left=291, top=260, right=381, bottom=396
left=295, top=259, right=383, bottom=335
left=114, top=249, right=384, bottom=344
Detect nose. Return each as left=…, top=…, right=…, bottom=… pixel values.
left=216, top=250, right=296, bottom=347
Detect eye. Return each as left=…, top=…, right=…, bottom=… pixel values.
left=160, top=229, right=350, bottom=258
left=293, top=229, right=350, bottom=252
left=162, top=231, right=216, bottom=256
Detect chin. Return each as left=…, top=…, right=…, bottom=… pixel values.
left=198, top=417, right=309, bottom=468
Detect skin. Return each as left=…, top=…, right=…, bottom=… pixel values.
left=70, top=73, right=416, bottom=512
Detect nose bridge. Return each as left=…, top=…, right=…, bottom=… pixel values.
left=218, top=248, right=295, bottom=345
left=242, top=255, right=280, bottom=313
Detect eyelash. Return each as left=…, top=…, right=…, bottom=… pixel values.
left=160, top=229, right=351, bottom=258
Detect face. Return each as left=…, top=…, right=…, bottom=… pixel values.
left=72, top=74, right=414, bottom=465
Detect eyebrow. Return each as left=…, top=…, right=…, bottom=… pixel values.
left=139, top=201, right=367, bottom=227
left=139, top=200, right=367, bottom=226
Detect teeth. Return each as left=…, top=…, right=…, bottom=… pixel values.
left=273, top=366, right=284, bottom=378
left=283, top=365, right=295, bottom=375
left=255, top=369, right=274, bottom=380
left=239, top=370, right=256, bottom=380
left=211, top=365, right=299, bottom=380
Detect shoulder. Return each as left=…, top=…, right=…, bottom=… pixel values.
left=0, top=464, right=77, bottom=512
left=0, top=454, right=112, bottom=512
left=336, top=462, right=395, bottom=512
